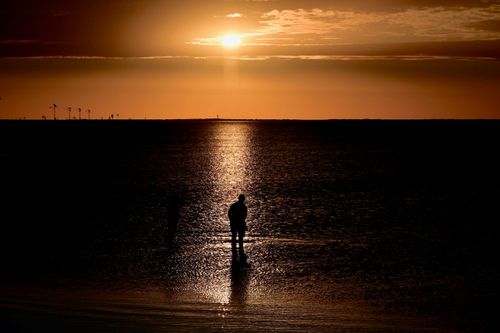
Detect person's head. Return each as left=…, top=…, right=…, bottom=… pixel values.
left=238, top=194, right=245, bottom=203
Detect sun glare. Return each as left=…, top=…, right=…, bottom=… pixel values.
left=221, top=34, right=241, bottom=48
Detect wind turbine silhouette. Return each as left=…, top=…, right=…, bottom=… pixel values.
left=50, top=104, right=57, bottom=120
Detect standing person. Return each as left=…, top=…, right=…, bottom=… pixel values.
left=228, top=194, right=248, bottom=249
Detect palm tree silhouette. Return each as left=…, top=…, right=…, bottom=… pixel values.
left=78, top=108, right=82, bottom=120
left=87, top=109, right=91, bottom=120
left=50, top=104, right=57, bottom=120
left=67, top=106, right=72, bottom=120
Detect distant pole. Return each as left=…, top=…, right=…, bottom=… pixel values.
left=78, top=108, right=81, bottom=120
left=87, top=109, right=91, bottom=120
left=67, top=106, right=72, bottom=120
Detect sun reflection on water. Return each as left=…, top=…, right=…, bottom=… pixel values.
left=193, top=122, right=254, bottom=304
left=209, top=121, right=253, bottom=223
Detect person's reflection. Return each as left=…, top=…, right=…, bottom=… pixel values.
left=230, top=246, right=250, bottom=307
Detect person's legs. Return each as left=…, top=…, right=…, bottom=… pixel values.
left=238, top=228, right=245, bottom=248
left=231, top=223, right=237, bottom=245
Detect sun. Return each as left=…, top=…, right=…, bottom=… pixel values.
left=221, top=34, right=241, bottom=48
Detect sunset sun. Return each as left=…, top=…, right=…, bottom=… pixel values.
left=221, top=34, right=241, bottom=48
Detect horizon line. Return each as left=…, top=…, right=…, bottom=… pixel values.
left=2, top=118, right=500, bottom=122
left=1, top=55, right=499, bottom=61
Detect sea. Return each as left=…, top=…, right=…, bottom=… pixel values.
left=1, top=120, right=499, bottom=332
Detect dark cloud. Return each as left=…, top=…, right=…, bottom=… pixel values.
left=468, top=19, right=500, bottom=32
left=0, top=1, right=151, bottom=56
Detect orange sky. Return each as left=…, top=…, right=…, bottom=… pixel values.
left=1, top=56, right=499, bottom=119
left=1, top=0, right=499, bottom=119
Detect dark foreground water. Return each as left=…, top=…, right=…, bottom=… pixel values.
left=1, top=120, right=499, bottom=332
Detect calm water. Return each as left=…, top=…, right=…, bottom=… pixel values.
left=1, top=120, right=499, bottom=332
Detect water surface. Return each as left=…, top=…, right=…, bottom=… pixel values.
left=1, top=120, right=499, bottom=332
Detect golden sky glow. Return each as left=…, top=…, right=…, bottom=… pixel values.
left=0, top=1, right=499, bottom=119
left=1, top=57, right=499, bottom=119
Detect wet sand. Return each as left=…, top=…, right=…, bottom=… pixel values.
left=1, top=238, right=456, bottom=333
left=2, top=288, right=434, bottom=333
left=1, top=283, right=450, bottom=333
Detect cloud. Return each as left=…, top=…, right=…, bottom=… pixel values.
left=226, top=12, right=244, bottom=18
left=0, top=40, right=41, bottom=45
left=191, top=4, right=500, bottom=50
left=0, top=39, right=64, bottom=45
left=254, top=5, right=500, bottom=44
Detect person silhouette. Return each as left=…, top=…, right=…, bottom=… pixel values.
left=228, top=194, right=248, bottom=248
